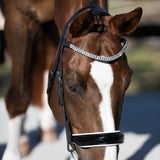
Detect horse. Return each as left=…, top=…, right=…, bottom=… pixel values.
left=2, top=0, right=142, bottom=160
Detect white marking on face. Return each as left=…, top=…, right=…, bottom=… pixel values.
left=90, top=61, right=117, bottom=160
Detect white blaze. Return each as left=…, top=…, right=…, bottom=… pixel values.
left=90, top=61, right=117, bottom=160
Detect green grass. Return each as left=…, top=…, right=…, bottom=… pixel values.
left=0, top=61, right=11, bottom=97
left=0, top=61, right=11, bottom=76
left=126, top=46, right=160, bottom=94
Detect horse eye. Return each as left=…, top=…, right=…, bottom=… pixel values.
left=67, top=83, right=82, bottom=95
left=69, top=85, right=77, bottom=93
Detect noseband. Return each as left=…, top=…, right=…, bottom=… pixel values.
left=47, top=6, right=127, bottom=160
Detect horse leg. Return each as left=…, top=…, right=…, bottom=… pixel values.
left=2, top=1, right=39, bottom=160
left=30, top=22, right=59, bottom=142
left=39, top=71, right=58, bottom=142
left=18, top=115, right=30, bottom=157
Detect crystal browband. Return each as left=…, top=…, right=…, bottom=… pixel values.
left=64, top=38, right=127, bottom=63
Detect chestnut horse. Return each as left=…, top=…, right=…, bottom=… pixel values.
left=2, top=0, right=142, bottom=160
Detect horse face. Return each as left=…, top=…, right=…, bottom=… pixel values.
left=51, top=7, right=142, bottom=160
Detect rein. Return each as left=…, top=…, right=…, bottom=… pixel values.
left=47, top=6, right=126, bottom=160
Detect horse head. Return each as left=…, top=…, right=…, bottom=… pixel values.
left=49, top=6, right=142, bottom=160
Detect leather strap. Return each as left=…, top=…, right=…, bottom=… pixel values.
left=72, top=131, right=124, bottom=148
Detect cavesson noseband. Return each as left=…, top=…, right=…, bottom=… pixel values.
left=47, top=6, right=127, bottom=160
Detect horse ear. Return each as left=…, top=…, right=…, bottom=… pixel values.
left=110, top=7, right=142, bottom=35
left=68, top=9, right=94, bottom=38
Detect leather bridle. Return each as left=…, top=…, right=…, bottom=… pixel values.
left=47, top=6, right=126, bottom=160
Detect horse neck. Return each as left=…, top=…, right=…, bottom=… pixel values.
left=82, top=0, right=108, bottom=11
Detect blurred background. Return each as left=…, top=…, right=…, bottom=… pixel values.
left=109, top=1, right=160, bottom=160
left=0, top=0, right=160, bottom=160
left=109, top=0, right=160, bottom=94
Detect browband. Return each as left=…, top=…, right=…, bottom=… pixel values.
left=64, top=38, right=127, bottom=63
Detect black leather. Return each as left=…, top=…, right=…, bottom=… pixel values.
left=72, top=131, right=124, bottom=148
